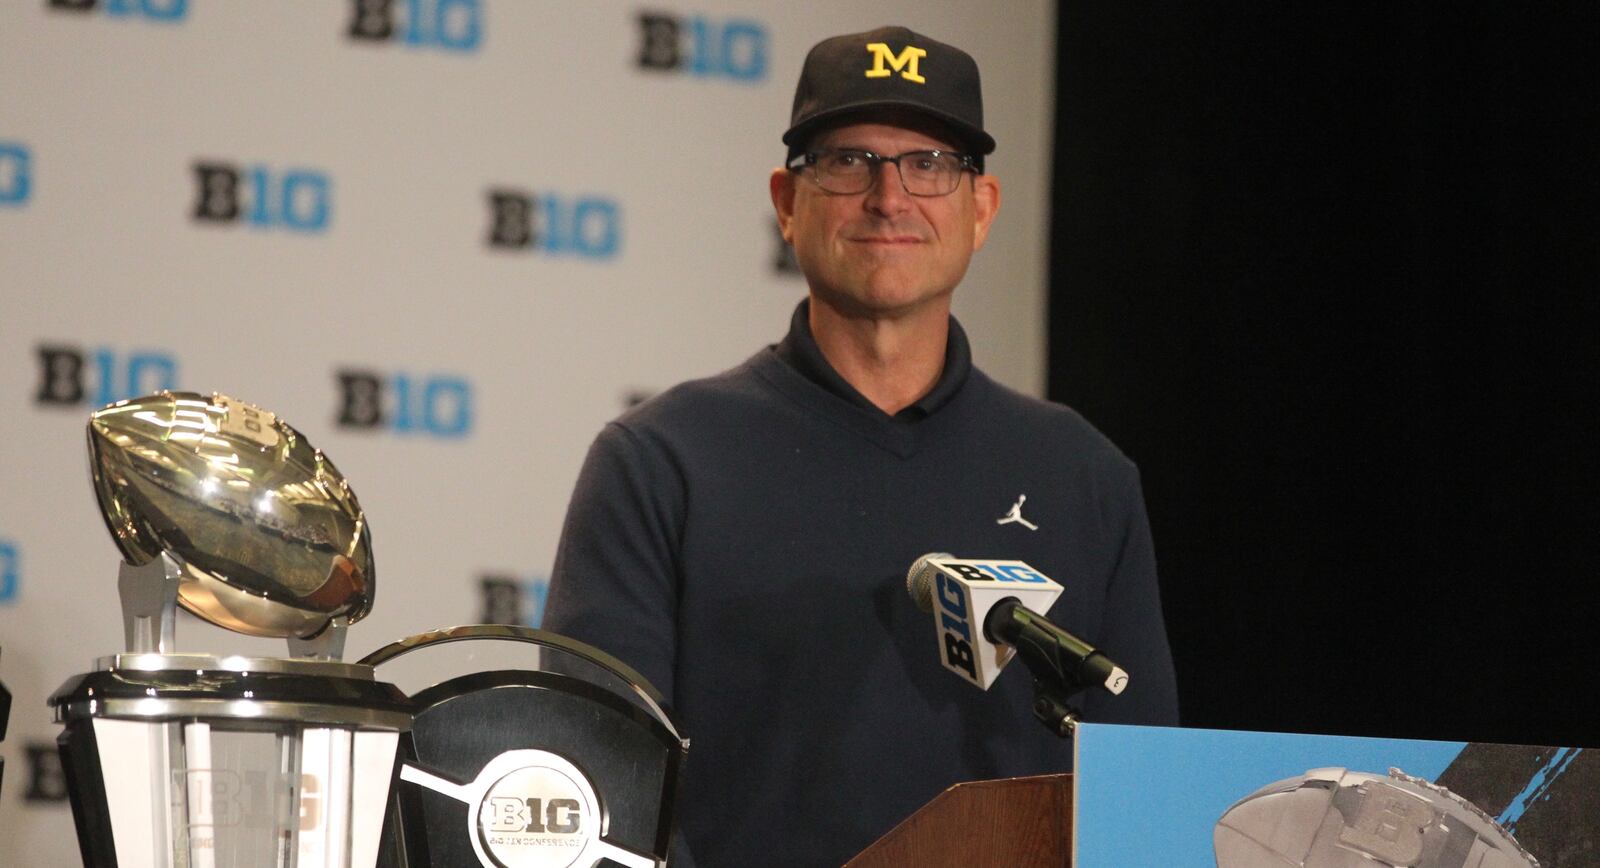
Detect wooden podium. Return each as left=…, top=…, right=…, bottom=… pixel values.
left=843, top=774, right=1073, bottom=868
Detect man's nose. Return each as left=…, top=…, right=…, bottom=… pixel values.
left=864, top=160, right=913, bottom=214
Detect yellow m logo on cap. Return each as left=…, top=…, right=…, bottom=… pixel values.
left=864, top=42, right=927, bottom=84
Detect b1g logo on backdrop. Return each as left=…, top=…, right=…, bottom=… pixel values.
left=637, top=12, right=768, bottom=82
left=193, top=161, right=332, bottom=234
left=335, top=370, right=473, bottom=438
left=0, top=143, right=29, bottom=206
left=622, top=388, right=655, bottom=410
left=46, top=0, right=187, bottom=21
left=35, top=344, right=179, bottom=408
left=23, top=742, right=68, bottom=802
left=771, top=218, right=801, bottom=276
left=487, top=189, right=621, bottom=261
left=480, top=573, right=549, bottom=628
left=347, top=0, right=483, bottom=52
left=0, top=540, right=18, bottom=604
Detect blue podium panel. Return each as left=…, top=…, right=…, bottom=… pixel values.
left=1074, top=723, right=1592, bottom=867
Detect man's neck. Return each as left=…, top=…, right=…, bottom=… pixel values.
left=808, top=295, right=950, bottom=415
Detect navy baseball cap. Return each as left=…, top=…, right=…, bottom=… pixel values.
left=783, top=26, right=996, bottom=163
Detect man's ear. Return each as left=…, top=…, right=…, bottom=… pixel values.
left=970, top=173, right=1001, bottom=251
left=770, top=166, right=797, bottom=243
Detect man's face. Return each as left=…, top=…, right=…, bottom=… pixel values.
left=771, top=120, right=1000, bottom=320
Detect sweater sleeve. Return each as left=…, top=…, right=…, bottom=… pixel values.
left=1078, top=462, right=1182, bottom=726
left=544, top=421, right=685, bottom=705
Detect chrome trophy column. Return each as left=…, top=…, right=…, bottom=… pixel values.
left=50, top=392, right=412, bottom=868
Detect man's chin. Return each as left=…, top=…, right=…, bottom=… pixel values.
left=812, top=284, right=953, bottom=321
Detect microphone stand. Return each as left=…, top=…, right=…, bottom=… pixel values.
left=1030, top=679, right=1084, bottom=739
left=986, top=599, right=1090, bottom=738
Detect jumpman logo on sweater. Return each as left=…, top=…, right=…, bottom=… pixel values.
left=997, top=495, right=1038, bottom=531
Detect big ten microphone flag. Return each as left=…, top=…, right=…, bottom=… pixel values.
left=0, top=1, right=1056, bottom=861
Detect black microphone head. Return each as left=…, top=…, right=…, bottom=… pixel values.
left=905, top=552, right=953, bottom=613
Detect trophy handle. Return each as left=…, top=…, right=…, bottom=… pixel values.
left=118, top=553, right=182, bottom=654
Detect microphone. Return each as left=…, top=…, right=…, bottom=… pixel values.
left=986, top=597, right=1128, bottom=697
left=905, top=554, right=1128, bottom=698
left=905, top=551, right=953, bottom=613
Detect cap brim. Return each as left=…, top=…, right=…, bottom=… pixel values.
left=782, top=99, right=996, bottom=156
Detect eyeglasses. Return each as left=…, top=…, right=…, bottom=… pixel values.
left=787, top=147, right=978, bottom=197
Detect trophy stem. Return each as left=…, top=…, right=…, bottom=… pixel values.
left=119, top=554, right=183, bottom=654
left=289, top=616, right=350, bottom=662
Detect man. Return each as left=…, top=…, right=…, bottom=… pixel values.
left=545, top=25, right=1178, bottom=867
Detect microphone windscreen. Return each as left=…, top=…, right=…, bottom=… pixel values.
left=905, top=552, right=953, bottom=613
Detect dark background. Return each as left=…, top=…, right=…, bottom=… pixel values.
left=1048, top=2, right=1599, bottom=747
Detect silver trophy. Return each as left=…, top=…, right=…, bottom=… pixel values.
left=1215, top=767, right=1539, bottom=868
left=50, top=392, right=412, bottom=868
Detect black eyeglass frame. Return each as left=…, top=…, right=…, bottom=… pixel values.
left=786, top=147, right=980, bottom=197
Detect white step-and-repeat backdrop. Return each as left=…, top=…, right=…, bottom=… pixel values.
left=0, top=0, right=1054, bottom=858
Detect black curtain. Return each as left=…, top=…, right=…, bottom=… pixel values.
left=1049, top=2, right=1599, bottom=746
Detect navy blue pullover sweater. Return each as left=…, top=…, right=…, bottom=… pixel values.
left=545, top=302, right=1178, bottom=867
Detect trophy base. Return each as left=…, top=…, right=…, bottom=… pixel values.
left=51, top=653, right=412, bottom=868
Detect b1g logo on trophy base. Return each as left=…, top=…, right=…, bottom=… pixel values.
left=480, top=762, right=587, bottom=844
left=401, top=749, right=625, bottom=868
